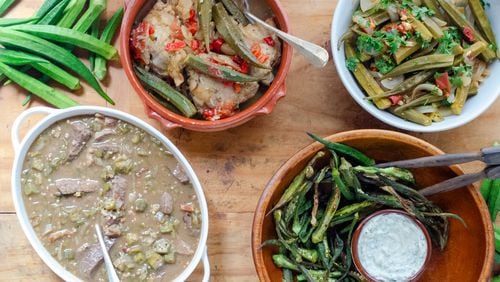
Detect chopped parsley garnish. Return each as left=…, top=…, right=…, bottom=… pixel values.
left=382, top=30, right=407, bottom=54
left=436, top=27, right=461, bottom=54
left=452, top=64, right=473, bottom=76
left=402, top=0, right=435, bottom=20
left=374, top=55, right=396, bottom=74
left=346, top=57, right=359, bottom=72
left=489, top=43, right=498, bottom=52
left=380, top=0, right=395, bottom=8
left=449, top=75, right=463, bottom=87
left=415, top=32, right=431, bottom=49
left=481, top=0, right=490, bottom=8
left=357, top=34, right=384, bottom=56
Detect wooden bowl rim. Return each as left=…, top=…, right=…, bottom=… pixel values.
left=251, top=129, right=494, bottom=281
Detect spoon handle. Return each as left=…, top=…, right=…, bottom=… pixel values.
left=244, top=12, right=329, bottom=68
left=95, top=224, right=121, bottom=282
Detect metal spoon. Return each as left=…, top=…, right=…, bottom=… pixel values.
left=95, top=224, right=120, bottom=282
left=242, top=2, right=329, bottom=68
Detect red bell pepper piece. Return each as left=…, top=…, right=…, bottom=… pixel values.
left=435, top=72, right=451, bottom=97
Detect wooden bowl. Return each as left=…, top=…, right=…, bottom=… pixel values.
left=252, top=129, right=494, bottom=281
left=119, top=0, right=293, bottom=132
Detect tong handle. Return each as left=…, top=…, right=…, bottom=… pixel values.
left=376, top=152, right=481, bottom=168
left=419, top=171, right=485, bottom=196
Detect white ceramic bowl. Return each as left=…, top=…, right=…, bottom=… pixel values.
left=11, top=106, right=210, bottom=282
left=331, top=0, right=500, bottom=132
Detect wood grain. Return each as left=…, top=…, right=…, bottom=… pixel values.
left=0, top=0, right=499, bottom=281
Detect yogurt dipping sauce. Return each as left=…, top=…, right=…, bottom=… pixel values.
left=354, top=211, right=430, bottom=282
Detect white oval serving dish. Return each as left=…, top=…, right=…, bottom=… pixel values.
left=11, top=106, right=210, bottom=282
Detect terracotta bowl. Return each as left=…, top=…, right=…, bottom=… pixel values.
left=252, top=129, right=494, bottom=281
left=119, top=0, right=293, bottom=132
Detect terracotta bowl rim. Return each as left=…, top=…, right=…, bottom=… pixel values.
left=119, top=0, right=293, bottom=132
left=351, top=209, right=433, bottom=282
left=251, top=129, right=494, bottom=281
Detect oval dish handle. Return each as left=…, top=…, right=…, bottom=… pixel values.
left=255, top=84, right=287, bottom=115
left=202, top=247, right=210, bottom=282
left=11, top=107, right=59, bottom=152
left=146, top=106, right=183, bottom=130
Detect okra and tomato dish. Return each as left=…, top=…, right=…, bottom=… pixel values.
left=342, top=0, right=499, bottom=126
left=130, top=0, right=282, bottom=121
left=22, top=114, right=202, bottom=281
left=263, top=134, right=463, bottom=281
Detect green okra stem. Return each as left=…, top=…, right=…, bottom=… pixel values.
left=221, top=0, right=249, bottom=25
left=0, top=61, right=78, bottom=108
left=57, top=0, right=87, bottom=28
left=0, top=27, right=114, bottom=104
left=36, top=0, right=70, bottom=25
left=185, top=54, right=260, bottom=82
left=311, top=186, right=340, bottom=244
left=199, top=0, right=213, bottom=51
left=345, top=43, right=392, bottom=109
left=272, top=254, right=299, bottom=271
left=392, top=108, right=433, bottom=126
left=422, top=0, right=445, bottom=20
left=134, top=65, right=197, bottom=117
left=10, top=25, right=118, bottom=60
left=450, top=75, right=471, bottom=115
left=72, top=0, right=107, bottom=33
left=271, top=151, right=325, bottom=213
left=0, top=49, right=49, bottom=65
left=89, top=20, right=100, bottom=72
left=480, top=179, right=493, bottom=201
left=0, top=17, right=39, bottom=27
left=213, top=2, right=268, bottom=68
left=94, top=7, right=124, bottom=81
left=353, top=166, right=415, bottom=183
left=383, top=54, right=454, bottom=78
left=32, top=62, right=81, bottom=90
left=436, top=0, right=496, bottom=61
left=468, top=0, right=497, bottom=45
left=0, top=0, right=15, bottom=16
left=34, top=0, right=59, bottom=17
left=308, top=132, right=375, bottom=166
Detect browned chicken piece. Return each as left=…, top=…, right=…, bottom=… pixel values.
left=240, top=18, right=282, bottom=85
left=187, top=53, right=259, bottom=120
left=135, top=1, right=196, bottom=86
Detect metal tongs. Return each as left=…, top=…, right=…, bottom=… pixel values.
left=376, top=147, right=500, bottom=196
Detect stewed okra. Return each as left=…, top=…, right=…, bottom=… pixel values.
left=263, top=134, right=463, bottom=281
left=342, top=0, right=499, bottom=126
left=131, top=0, right=281, bottom=120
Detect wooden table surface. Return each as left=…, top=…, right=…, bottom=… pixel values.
left=1, top=0, right=499, bottom=281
